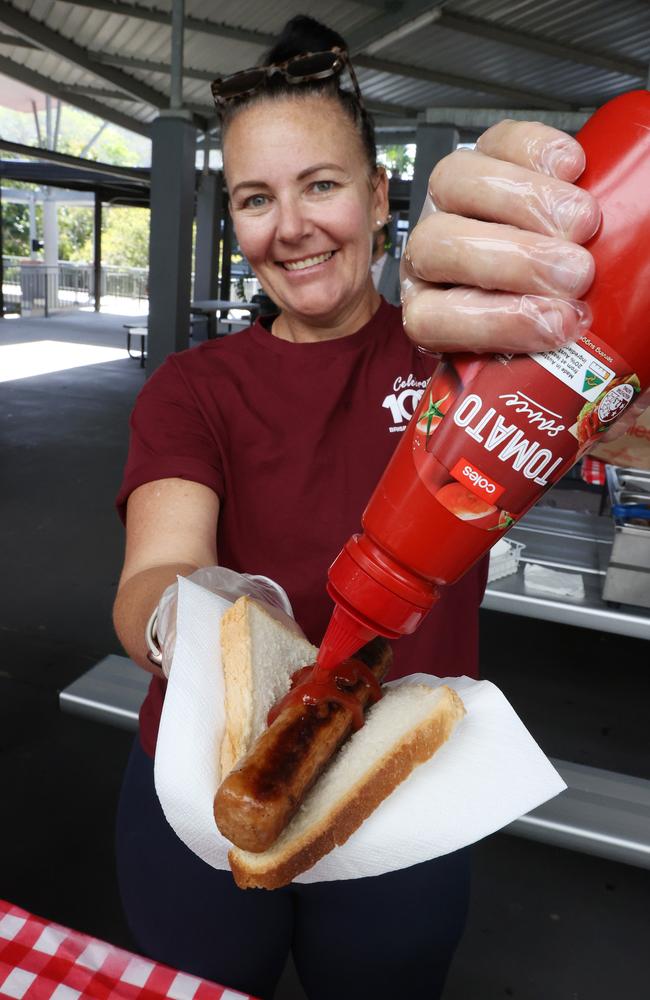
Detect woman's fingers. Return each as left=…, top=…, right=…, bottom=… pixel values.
left=475, top=119, right=587, bottom=182
left=404, top=212, right=595, bottom=299
left=401, top=282, right=593, bottom=356
left=429, top=150, right=600, bottom=242
left=401, top=120, right=600, bottom=357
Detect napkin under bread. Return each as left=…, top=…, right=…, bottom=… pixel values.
left=154, top=576, right=566, bottom=883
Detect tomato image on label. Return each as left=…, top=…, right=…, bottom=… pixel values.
left=433, top=481, right=514, bottom=531
left=572, top=374, right=641, bottom=447
left=435, top=482, right=497, bottom=522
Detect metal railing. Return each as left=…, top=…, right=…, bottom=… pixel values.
left=1, top=258, right=150, bottom=316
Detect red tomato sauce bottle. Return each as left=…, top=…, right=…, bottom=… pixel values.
left=317, top=90, right=650, bottom=671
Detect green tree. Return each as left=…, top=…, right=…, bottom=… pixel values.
left=378, top=144, right=414, bottom=179
left=1, top=102, right=151, bottom=263
left=76, top=206, right=150, bottom=268
left=58, top=206, right=94, bottom=261
left=1, top=199, right=31, bottom=256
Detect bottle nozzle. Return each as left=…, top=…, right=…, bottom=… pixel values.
left=316, top=604, right=377, bottom=672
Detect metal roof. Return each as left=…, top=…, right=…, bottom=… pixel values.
left=0, top=0, right=648, bottom=143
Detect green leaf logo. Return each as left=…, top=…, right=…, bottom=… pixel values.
left=582, top=369, right=605, bottom=393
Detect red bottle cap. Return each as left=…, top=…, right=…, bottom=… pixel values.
left=322, top=535, right=440, bottom=663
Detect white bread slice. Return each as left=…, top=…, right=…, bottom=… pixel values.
left=220, top=596, right=318, bottom=778
left=229, top=683, right=465, bottom=889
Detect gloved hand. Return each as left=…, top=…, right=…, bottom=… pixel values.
left=152, top=566, right=295, bottom=679
left=401, top=120, right=600, bottom=356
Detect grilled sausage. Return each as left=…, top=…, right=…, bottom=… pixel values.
left=214, top=638, right=392, bottom=852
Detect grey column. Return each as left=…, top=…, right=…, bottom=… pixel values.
left=147, top=112, right=196, bottom=373
left=194, top=170, right=221, bottom=300
left=219, top=192, right=233, bottom=303
left=0, top=180, right=4, bottom=318
left=193, top=169, right=222, bottom=340
left=408, top=123, right=459, bottom=234
left=93, top=191, right=102, bottom=312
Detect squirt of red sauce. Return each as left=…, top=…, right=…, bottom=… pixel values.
left=267, top=658, right=382, bottom=731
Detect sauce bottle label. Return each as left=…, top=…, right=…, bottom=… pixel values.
left=412, top=333, right=640, bottom=530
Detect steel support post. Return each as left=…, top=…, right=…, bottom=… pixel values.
left=147, top=114, right=196, bottom=372
left=0, top=180, right=4, bottom=318
left=93, top=191, right=102, bottom=312
left=193, top=168, right=222, bottom=339
left=219, top=186, right=233, bottom=304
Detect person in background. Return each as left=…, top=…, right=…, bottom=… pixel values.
left=112, top=14, right=599, bottom=1000
left=370, top=221, right=401, bottom=306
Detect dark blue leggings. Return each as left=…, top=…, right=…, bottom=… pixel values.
left=115, top=738, right=470, bottom=1000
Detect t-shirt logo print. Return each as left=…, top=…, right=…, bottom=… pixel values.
left=382, top=373, right=427, bottom=432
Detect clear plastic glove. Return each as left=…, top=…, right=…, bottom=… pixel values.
left=401, top=120, right=601, bottom=356
left=154, top=566, right=297, bottom=679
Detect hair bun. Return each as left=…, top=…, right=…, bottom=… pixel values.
left=263, top=15, right=347, bottom=64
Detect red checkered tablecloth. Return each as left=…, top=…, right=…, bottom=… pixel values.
left=0, top=901, right=258, bottom=1000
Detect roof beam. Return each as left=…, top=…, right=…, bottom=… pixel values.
left=100, top=39, right=569, bottom=114
left=437, top=11, right=647, bottom=80
left=0, top=54, right=151, bottom=136
left=56, top=0, right=275, bottom=47
left=56, top=0, right=408, bottom=45
left=100, top=52, right=215, bottom=82
left=0, top=138, right=150, bottom=182
left=45, top=3, right=582, bottom=113
left=422, top=106, right=593, bottom=134
left=99, top=52, right=417, bottom=119
left=0, top=4, right=170, bottom=108
left=354, top=53, right=573, bottom=110
left=0, top=32, right=37, bottom=48
left=346, top=0, right=442, bottom=54
left=53, top=0, right=648, bottom=84
left=58, top=83, right=141, bottom=100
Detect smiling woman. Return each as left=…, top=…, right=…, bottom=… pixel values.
left=111, top=11, right=602, bottom=1000
left=224, top=99, right=388, bottom=340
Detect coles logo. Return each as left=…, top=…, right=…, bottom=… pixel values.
left=450, top=457, right=505, bottom=504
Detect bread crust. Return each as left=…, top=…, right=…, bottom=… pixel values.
left=228, top=685, right=465, bottom=890
left=219, top=598, right=253, bottom=777
left=219, top=596, right=318, bottom=778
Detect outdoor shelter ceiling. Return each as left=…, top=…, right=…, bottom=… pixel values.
left=0, top=0, right=648, bottom=146
left=0, top=156, right=152, bottom=205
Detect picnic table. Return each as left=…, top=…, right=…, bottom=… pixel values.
left=189, top=300, right=260, bottom=340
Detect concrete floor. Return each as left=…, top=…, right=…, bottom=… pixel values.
left=1, top=309, right=649, bottom=1000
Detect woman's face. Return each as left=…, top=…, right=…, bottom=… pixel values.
left=224, top=95, right=389, bottom=331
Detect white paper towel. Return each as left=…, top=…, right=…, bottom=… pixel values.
left=154, top=577, right=567, bottom=883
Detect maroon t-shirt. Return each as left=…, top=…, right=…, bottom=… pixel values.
left=117, top=299, right=487, bottom=756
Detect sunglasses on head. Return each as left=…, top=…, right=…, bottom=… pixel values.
left=211, top=46, right=365, bottom=112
